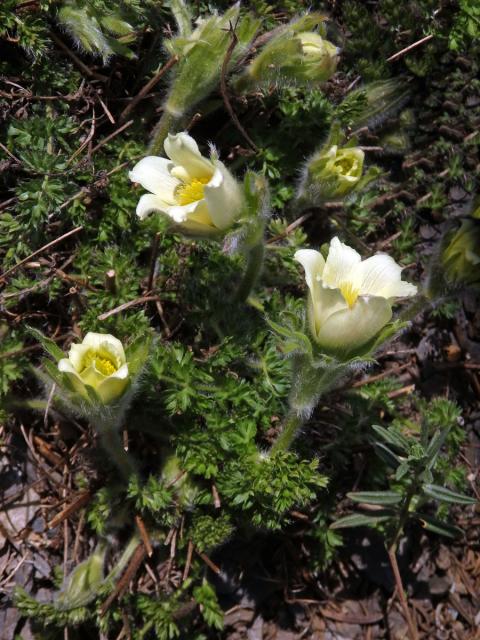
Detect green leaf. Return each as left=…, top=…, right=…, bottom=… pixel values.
left=374, top=443, right=402, bottom=468
left=422, top=484, right=477, bottom=505
left=425, top=427, right=450, bottom=469
left=416, top=514, right=463, bottom=538
left=372, top=424, right=409, bottom=453
left=126, top=334, right=152, bottom=377
left=347, top=491, right=403, bottom=506
left=26, top=326, right=65, bottom=362
left=330, top=511, right=395, bottom=529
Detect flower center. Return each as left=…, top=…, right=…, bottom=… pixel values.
left=334, top=157, right=355, bottom=175
left=83, top=351, right=117, bottom=376
left=339, top=281, right=359, bottom=308
left=175, top=177, right=210, bottom=206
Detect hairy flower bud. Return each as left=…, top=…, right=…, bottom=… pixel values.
left=302, top=144, right=365, bottom=201
left=245, top=25, right=338, bottom=89
left=58, top=333, right=129, bottom=404
left=441, top=218, right=480, bottom=288
left=295, top=237, right=417, bottom=356
left=130, top=132, right=244, bottom=237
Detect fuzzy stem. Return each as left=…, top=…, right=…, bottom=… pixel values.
left=98, top=422, right=138, bottom=482
left=148, top=110, right=181, bottom=156
left=235, top=242, right=265, bottom=303
left=270, top=410, right=304, bottom=455
left=271, top=361, right=345, bottom=454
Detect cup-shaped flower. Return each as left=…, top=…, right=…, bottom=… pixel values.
left=58, top=333, right=129, bottom=404
left=441, top=218, right=480, bottom=288
left=129, top=132, right=244, bottom=236
left=295, top=237, right=417, bottom=356
left=306, top=144, right=365, bottom=201
left=247, top=30, right=339, bottom=86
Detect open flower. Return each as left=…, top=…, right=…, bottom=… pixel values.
left=295, top=237, right=417, bottom=355
left=58, top=333, right=129, bottom=404
left=306, top=145, right=365, bottom=201
left=129, top=132, right=243, bottom=236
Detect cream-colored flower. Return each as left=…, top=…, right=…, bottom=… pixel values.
left=307, top=145, right=365, bottom=200
left=129, top=132, right=243, bottom=235
left=58, top=333, right=129, bottom=404
left=295, top=237, right=417, bottom=354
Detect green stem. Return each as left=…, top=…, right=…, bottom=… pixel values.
left=270, top=410, right=304, bottom=455
left=148, top=110, right=181, bottom=156
left=98, top=422, right=138, bottom=482
left=235, top=242, right=265, bottom=303
left=271, top=361, right=346, bottom=454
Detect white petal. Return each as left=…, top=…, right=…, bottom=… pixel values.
left=58, top=359, right=87, bottom=395
left=67, top=343, right=91, bottom=372
left=354, top=254, right=417, bottom=299
left=129, top=156, right=179, bottom=202
left=308, top=285, right=348, bottom=338
left=58, top=358, right=80, bottom=375
left=322, top=237, right=361, bottom=288
left=136, top=194, right=171, bottom=220
left=82, top=333, right=126, bottom=364
left=316, top=295, right=392, bottom=354
left=294, top=249, right=325, bottom=309
left=96, top=364, right=130, bottom=403
left=203, top=163, right=243, bottom=230
left=165, top=199, right=212, bottom=226
left=164, top=132, right=213, bottom=180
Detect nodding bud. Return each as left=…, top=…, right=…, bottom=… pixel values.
left=246, top=29, right=339, bottom=87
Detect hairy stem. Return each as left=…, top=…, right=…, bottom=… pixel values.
left=271, top=362, right=346, bottom=454
left=270, top=410, right=304, bottom=455
left=235, top=242, right=265, bottom=302
left=98, top=422, right=138, bottom=482
left=148, top=110, right=181, bottom=156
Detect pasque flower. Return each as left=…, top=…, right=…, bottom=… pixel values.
left=306, top=144, right=365, bottom=201
left=129, top=132, right=243, bottom=236
left=295, top=237, right=417, bottom=355
left=58, top=332, right=129, bottom=404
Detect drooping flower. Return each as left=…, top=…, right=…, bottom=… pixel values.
left=129, top=132, right=243, bottom=236
left=295, top=237, right=417, bottom=355
left=58, top=333, right=129, bottom=404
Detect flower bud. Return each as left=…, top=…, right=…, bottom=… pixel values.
left=164, top=4, right=259, bottom=118
left=295, top=237, right=417, bottom=357
left=58, top=332, right=129, bottom=404
left=246, top=29, right=339, bottom=87
left=130, top=132, right=244, bottom=237
left=302, top=144, right=365, bottom=201
left=440, top=218, right=480, bottom=289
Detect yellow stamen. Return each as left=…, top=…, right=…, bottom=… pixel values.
left=334, top=157, right=354, bottom=174
left=340, top=281, right=359, bottom=308
left=94, top=357, right=117, bottom=376
left=175, top=177, right=210, bottom=206
left=83, top=351, right=117, bottom=376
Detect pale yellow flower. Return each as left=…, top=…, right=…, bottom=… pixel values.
left=129, top=132, right=243, bottom=235
left=295, top=237, right=417, bottom=354
left=58, top=333, right=129, bottom=404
